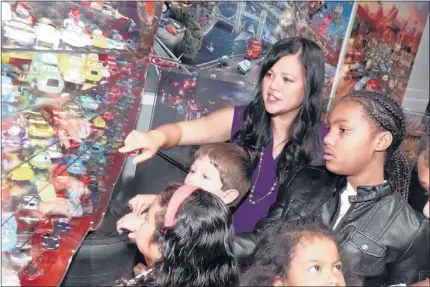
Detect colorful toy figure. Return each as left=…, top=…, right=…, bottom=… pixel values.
left=60, top=8, right=90, bottom=49
left=9, top=162, right=35, bottom=181
left=26, top=53, right=64, bottom=94
left=12, top=2, right=36, bottom=25
left=2, top=212, right=18, bottom=252
left=28, top=123, right=55, bottom=138
left=65, top=155, right=86, bottom=174
left=76, top=95, right=99, bottom=111
left=92, top=116, right=106, bottom=129
left=34, top=18, right=61, bottom=50
left=29, top=150, right=52, bottom=170
left=85, top=54, right=102, bottom=82
left=58, top=54, right=87, bottom=86
left=63, top=101, right=84, bottom=117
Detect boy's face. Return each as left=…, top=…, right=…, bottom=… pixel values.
left=185, top=156, right=224, bottom=199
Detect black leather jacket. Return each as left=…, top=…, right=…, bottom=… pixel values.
left=235, top=166, right=429, bottom=286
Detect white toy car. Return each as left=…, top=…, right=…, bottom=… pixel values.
left=2, top=20, right=35, bottom=46
left=60, top=20, right=90, bottom=48
left=34, top=22, right=60, bottom=50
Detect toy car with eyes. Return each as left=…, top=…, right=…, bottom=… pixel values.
left=29, top=150, right=52, bottom=170
left=51, top=164, right=71, bottom=190
left=19, top=195, right=40, bottom=210
left=77, top=141, right=92, bottom=161
left=63, top=100, right=84, bottom=117
left=9, top=162, right=35, bottom=181
left=28, top=123, right=55, bottom=138
left=25, top=53, right=65, bottom=94
left=65, top=155, right=86, bottom=174
left=58, top=53, right=87, bottom=85
left=34, top=19, right=61, bottom=50
left=83, top=110, right=98, bottom=120
left=85, top=54, right=102, bottom=82
left=76, top=95, right=99, bottom=111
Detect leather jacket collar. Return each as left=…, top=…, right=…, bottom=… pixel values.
left=332, top=174, right=394, bottom=203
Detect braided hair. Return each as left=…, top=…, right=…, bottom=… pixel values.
left=418, top=129, right=429, bottom=167
left=340, top=90, right=410, bottom=198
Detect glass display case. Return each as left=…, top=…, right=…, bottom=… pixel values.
left=1, top=1, right=162, bottom=286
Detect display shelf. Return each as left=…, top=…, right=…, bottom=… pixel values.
left=1, top=2, right=159, bottom=285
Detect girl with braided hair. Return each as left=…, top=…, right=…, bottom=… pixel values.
left=234, top=90, right=429, bottom=285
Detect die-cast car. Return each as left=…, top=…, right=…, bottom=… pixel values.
left=29, top=150, right=52, bottom=170
left=2, top=75, right=20, bottom=104
left=58, top=54, right=87, bottom=85
left=76, top=95, right=99, bottom=111
left=92, top=116, right=106, bottom=129
left=3, top=20, right=36, bottom=46
left=26, top=53, right=64, bottom=94
left=65, top=155, right=86, bottom=174
left=28, top=123, right=55, bottom=138
left=63, top=101, right=84, bottom=117
left=34, top=20, right=60, bottom=50
left=60, top=17, right=90, bottom=48
left=9, top=162, right=34, bottom=181
left=51, top=165, right=71, bottom=190
left=85, top=54, right=102, bottom=82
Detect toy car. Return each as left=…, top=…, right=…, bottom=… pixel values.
left=237, top=60, right=252, bottom=75
left=354, top=76, right=370, bottom=91
left=29, top=150, right=52, bottom=169
left=42, top=106, right=68, bottom=125
left=1, top=212, right=17, bottom=252
left=28, top=113, right=49, bottom=125
left=218, top=55, right=229, bottom=67
left=58, top=54, right=87, bottom=85
left=65, top=155, right=86, bottom=174
left=85, top=54, right=102, bottom=82
left=92, top=116, right=106, bottom=129
left=366, top=79, right=379, bottom=91
left=63, top=101, right=84, bottom=117
left=34, top=19, right=60, bottom=50
left=76, top=95, right=99, bottom=111
left=28, top=123, right=55, bottom=138
left=25, top=53, right=64, bottom=94
left=3, top=20, right=36, bottom=47
left=28, top=137, right=55, bottom=149
left=51, top=165, right=71, bottom=190
left=19, top=195, right=40, bottom=210
left=90, top=30, right=107, bottom=49
left=9, top=162, right=35, bottom=181
left=1, top=75, right=20, bottom=104
left=60, top=10, right=90, bottom=49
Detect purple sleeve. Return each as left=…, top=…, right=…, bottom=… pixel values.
left=231, top=105, right=246, bottom=138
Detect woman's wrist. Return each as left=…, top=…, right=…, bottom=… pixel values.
left=148, top=129, right=167, bottom=150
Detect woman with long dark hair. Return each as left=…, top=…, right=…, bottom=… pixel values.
left=119, top=37, right=326, bottom=233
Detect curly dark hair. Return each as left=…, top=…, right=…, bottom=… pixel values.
left=240, top=218, right=362, bottom=286
left=232, top=37, right=325, bottom=184
left=340, top=90, right=410, bottom=198
left=137, top=184, right=238, bottom=287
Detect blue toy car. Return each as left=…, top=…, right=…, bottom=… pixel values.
left=76, top=95, right=100, bottom=111
left=65, top=155, right=86, bottom=174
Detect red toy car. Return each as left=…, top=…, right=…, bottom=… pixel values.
left=366, top=79, right=379, bottom=91
left=52, top=165, right=71, bottom=190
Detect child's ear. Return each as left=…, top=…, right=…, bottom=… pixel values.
left=221, top=189, right=239, bottom=205
left=273, top=276, right=286, bottom=286
left=374, top=131, right=393, bottom=152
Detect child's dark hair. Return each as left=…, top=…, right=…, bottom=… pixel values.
left=240, top=218, right=362, bottom=286
left=340, top=90, right=410, bottom=198
left=139, top=183, right=238, bottom=287
left=418, top=130, right=429, bottom=168
left=195, top=143, right=253, bottom=206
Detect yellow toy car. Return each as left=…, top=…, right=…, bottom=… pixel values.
left=90, top=30, right=107, bottom=49
left=9, top=162, right=35, bottom=181
left=28, top=123, right=55, bottom=138
left=58, top=54, right=87, bottom=85
left=93, top=116, right=106, bottom=129
left=85, top=54, right=102, bottom=82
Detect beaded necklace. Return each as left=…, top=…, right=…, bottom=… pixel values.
left=248, top=150, right=278, bottom=205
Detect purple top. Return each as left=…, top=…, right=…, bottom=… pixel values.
left=231, top=106, right=327, bottom=233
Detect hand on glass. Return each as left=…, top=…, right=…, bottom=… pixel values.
left=118, top=130, right=164, bottom=164
left=128, top=194, right=157, bottom=215
left=58, top=117, right=92, bottom=149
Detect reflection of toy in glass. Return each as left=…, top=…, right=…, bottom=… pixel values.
left=26, top=53, right=65, bottom=94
